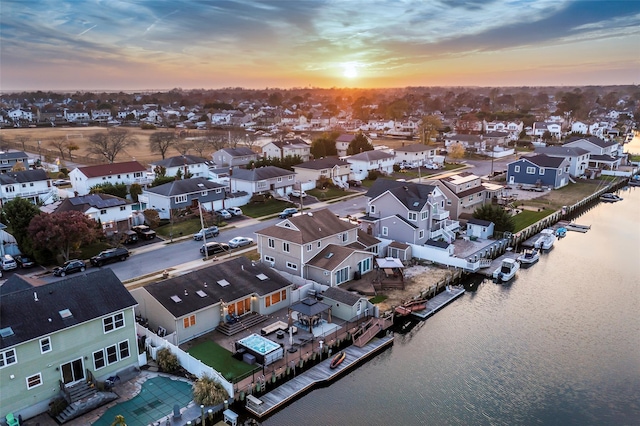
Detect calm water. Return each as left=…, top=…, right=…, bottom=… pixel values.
left=263, top=188, right=640, bottom=425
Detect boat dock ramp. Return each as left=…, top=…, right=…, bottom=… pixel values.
left=245, top=334, right=394, bottom=418
left=410, top=286, right=466, bottom=319
left=475, top=252, right=519, bottom=277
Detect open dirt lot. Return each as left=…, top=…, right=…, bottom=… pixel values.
left=376, top=265, right=452, bottom=312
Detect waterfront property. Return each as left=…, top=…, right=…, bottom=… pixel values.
left=506, top=154, right=570, bottom=189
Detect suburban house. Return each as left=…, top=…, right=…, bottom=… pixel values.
left=53, top=193, right=133, bottom=235
left=0, top=169, right=54, bottom=208
left=140, top=177, right=226, bottom=220
left=345, top=150, right=395, bottom=181
left=335, top=134, right=355, bottom=157
left=150, top=155, right=210, bottom=179
left=506, top=154, right=570, bottom=189
left=444, top=134, right=484, bottom=151
left=261, top=138, right=311, bottom=162
left=320, top=286, right=374, bottom=321
left=483, top=121, right=523, bottom=140
left=292, top=157, right=351, bottom=189
left=255, top=208, right=377, bottom=287
left=69, top=161, right=150, bottom=196
left=0, top=151, right=30, bottom=173
left=483, top=131, right=510, bottom=147
left=212, top=147, right=259, bottom=168
left=0, top=270, right=138, bottom=421
left=229, top=166, right=296, bottom=198
left=563, top=136, right=623, bottom=171
left=428, top=172, right=503, bottom=220
left=465, top=218, right=494, bottom=239
left=531, top=122, right=562, bottom=139
left=129, top=257, right=292, bottom=345
left=534, top=146, right=590, bottom=177
left=359, top=179, right=460, bottom=245
left=393, top=144, right=438, bottom=168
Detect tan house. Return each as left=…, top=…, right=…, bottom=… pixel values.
left=292, top=157, right=351, bottom=189
left=428, top=172, right=502, bottom=219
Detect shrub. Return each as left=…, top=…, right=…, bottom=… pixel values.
left=193, top=374, right=230, bottom=406
left=156, top=347, right=180, bottom=372
left=367, top=170, right=380, bottom=181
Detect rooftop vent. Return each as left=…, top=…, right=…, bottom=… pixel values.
left=170, top=295, right=182, bottom=303
left=325, top=252, right=334, bottom=259
left=184, top=289, right=188, bottom=296
left=59, top=309, right=72, bottom=319
left=217, top=279, right=230, bottom=287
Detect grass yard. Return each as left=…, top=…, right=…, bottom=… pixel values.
left=512, top=209, right=556, bottom=232
left=187, top=340, right=256, bottom=382
left=308, top=187, right=350, bottom=200
left=241, top=199, right=297, bottom=218
left=520, top=180, right=607, bottom=211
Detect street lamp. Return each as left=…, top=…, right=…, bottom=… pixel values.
left=37, top=140, right=42, bottom=162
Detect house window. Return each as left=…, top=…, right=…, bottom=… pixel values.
left=40, top=337, right=52, bottom=354
left=358, top=258, right=372, bottom=273
left=216, top=188, right=222, bottom=194
left=419, top=230, right=424, bottom=239
left=268, top=238, right=275, bottom=248
left=370, top=205, right=376, bottom=214
left=342, top=232, right=348, bottom=242
left=335, top=267, right=349, bottom=284
left=119, top=340, right=130, bottom=360
left=272, top=291, right=281, bottom=304
left=288, top=176, right=294, bottom=180
left=526, top=167, right=536, bottom=174
left=120, top=206, right=126, bottom=211
left=514, top=165, right=520, bottom=173
left=307, top=244, right=312, bottom=252
left=100, top=209, right=107, bottom=215
left=382, top=226, right=388, bottom=236
left=408, top=212, right=417, bottom=221
left=283, top=242, right=290, bottom=253
left=0, top=349, right=17, bottom=368
left=539, top=168, right=545, bottom=175
left=468, top=195, right=473, bottom=201
left=183, top=315, right=196, bottom=328
left=201, top=191, right=208, bottom=196
left=286, top=261, right=297, bottom=270
left=257, top=181, right=267, bottom=189
left=175, top=195, right=188, bottom=203
left=106, top=345, right=118, bottom=365
left=264, top=255, right=275, bottom=263
left=317, top=241, right=322, bottom=248
left=26, top=373, right=43, bottom=390
left=277, top=177, right=282, bottom=182
left=103, top=312, right=125, bottom=333
left=447, top=200, right=452, bottom=205
left=93, top=349, right=105, bottom=370
left=421, top=211, right=428, bottom=220
left=281, top=289, right=287, bottom=301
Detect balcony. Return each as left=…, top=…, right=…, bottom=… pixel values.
left=431, top=209, right=450, bottom=221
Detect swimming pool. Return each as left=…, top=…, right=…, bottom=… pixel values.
left=236, top=333, right=283, bottom=366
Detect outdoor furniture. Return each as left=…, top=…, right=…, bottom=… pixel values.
left=5, top=413, right=19, bottom=426
left=276, top=330, right=285, bottom=339
left=243, top=353, right=256, bottom=365
left=223, top=409, right=238, bottom=426
left=260, top=320, right=288, bottom=335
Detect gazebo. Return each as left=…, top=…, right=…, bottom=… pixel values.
left=289, top=297, right=332, bottom=334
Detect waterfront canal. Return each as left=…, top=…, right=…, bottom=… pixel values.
left=262, top=187, right=640, bottom=425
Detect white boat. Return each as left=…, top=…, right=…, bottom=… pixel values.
left=517, top=249, right=540, bottom=265
left=600, top=193, right=623, bottom=202
left=565, top=222, right=591, bottom=233
left=533, top=229, right=556, bottom=250
left=492, top=258, right=520, bottom=282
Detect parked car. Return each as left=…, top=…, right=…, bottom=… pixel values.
left=90, top=247, right=130, bottom=267
left=228, top=237, right=253, bottom=248
left=290, top=190, right=307, bottom=198
left=52, top=179, right=71, bottom=187
left=53, top=259, right=86, bottom=277
left=1, top=254, right=17, bottom=271
left=227, top=207, right=243, bottom=216
left=14, top=254, right=36, bottom=268
left=200, top=242, right=230, bottom=256
left=131, top=225, right=156, bottom=240
left=215, top=209, right=232, bottom=219
left=278, top=207, right=298, bottom=219
left=193, top=226, right=220, bottom=241
left=121, top=230, right=139, bottom=245
left=348, top=179, right=362, bottom=187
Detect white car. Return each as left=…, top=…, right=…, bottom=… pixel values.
left=216, top=209, right=232, bottom=219
left=290, top=190, right=307, bottom=198
left=228, top=237, right=253, bottom=248
left=227, top=207, right=243, bottom=216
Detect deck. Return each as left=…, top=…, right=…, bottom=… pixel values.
left=475, top=252, right=519, bottom=277
left=410, top=286, right=466, bottom=319
left=245, top=334, right=394, bottom=418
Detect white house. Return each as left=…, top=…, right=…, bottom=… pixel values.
left=69, top=161, right=150, bottom=196
left=393, top=144, right=438, bottom=167
left=531, top=122, right=562, bottom=139
left=64, top=110, right=91, bottom=122
left=293, top=158, right=351, bottom=189
left=534, top=146, right=590, bottom=177
left=212, top=147, right=259, bottom=168
left=261, top=138, right=311, bottom=162
left=345, top=150, right=395, bottom=181
left=0, top=169, right=55, bottom=208
left=229, top=166, right=296, bottom=197
left=53, top=193, right=133, bottom=235
left=150, top=155, right=210, bottom=179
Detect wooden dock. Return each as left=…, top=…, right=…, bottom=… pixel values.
left=475, top=252, right=518, bottom=277
left=410, top=286, right=465, bottom=319
left=245, top=334, right=394, bottom=418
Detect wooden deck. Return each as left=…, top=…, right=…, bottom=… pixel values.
left=410, top=286, right=466, bottom=319
left=245, top=334, right=394, bottom=418
left=475, top=252, right=518, bottom=277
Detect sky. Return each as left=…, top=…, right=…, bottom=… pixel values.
left=1, top=0, right=639, bottom=91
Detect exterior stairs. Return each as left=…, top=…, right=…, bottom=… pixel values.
left=216, top=312, right=267, bottom=336
left=56, top=381, right=98, bottom=423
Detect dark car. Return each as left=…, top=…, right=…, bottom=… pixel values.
left=131, top=225, right=156, bottom=240
left=200, top=242, right=230, bottom=256
left=278, top=207, right=298, bottom=219
left=348, top=179, right=362, bottom=187
left=90, top=247, right=130, bottom=267
left=14, top=255, right=36, bottom=268
left=53, top=259, right=86, bottom=277
left=121, top=230, right=139, bottom=245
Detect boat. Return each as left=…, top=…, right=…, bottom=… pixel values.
left=517, top=248, right=540, bottom=265
left=600, top=193, right=623, bottom=202
left=330, top=351, right=346, bottom=369
left=629, top=180, right=640, bottom=187
left=492, top=258, right=520, bottom=282
left=565, top=222, right=591, bottom=233
left=533, top=229, right=556, bottom=250
left=555, top=227, right=567, bottom=238
left=394, top=299, right=428, bottom=316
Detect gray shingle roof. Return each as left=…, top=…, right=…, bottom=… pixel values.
left=394, top=144, right=432, bottom=153
left=524, top=154, right=565, bottom=168
left=535, top=146, right=590, bottom=157
left=256, top=209, right=356, bottom=244
left=55, top=193, right=128, bottom=213
left=220, top=147, right=256, bottom=157
left=565, top=136, right=616, bottom=148
left=366, top=179, right=436, bottom=211
left=230, top=166, right=294, bottom=181
left=145, top=177, right=226, bottom=196
left=295, top=157, right=349, bottom=170
left=0, top=151, right=28, bottom=161
left=467, top=218, right=492, bottom=226
left=322, top=286, right=362, bottom=306
left=76, top=161, right=147, bottom=178
left=0, top=169, right=48, bottom=185
left=347, top=150, right=394, bottom=161
left=151, top=155, right=208, bottom=168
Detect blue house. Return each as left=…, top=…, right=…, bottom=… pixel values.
left=506, top=154, right=570, bottom=189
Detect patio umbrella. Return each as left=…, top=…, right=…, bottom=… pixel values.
left=287, top=308, right=293, bottom=327
left=289, top=327, right=293, bottom=346
left=328, top=307, right=332, bottom=323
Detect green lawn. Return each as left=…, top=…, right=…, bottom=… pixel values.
left=512, top=209, right=556, bottom=232
left=187, top=340, right=256, bottom=382
left=307, top=187, right=350, bottom=200
left=155, top=218, right=205, bottom=238
left=368, top=295, right=388, bottom=304
left=241, top=199, right=297, bottom=218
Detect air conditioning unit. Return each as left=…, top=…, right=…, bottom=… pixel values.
left=268, top=261, right=275, bottom=267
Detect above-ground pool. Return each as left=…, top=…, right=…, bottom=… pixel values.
left=236, top=333, right=283, bottom=366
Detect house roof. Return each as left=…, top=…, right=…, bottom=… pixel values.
left=76, top=161, right=147, bottom=178
left=467, top=218, right=493, bottom=227
left=388, top=241, right=410, bottom=249
left=484, top=131, right=509, bottom=138
left=219, top=147, right=256, bottom=157
left=565, top=136, right=616, bottom=148
left=143, top=257, right=290, bottom=318
left=347, top=150, right=394, bottom=162
left=322, top=286, right=362, bottom=306
left=290, top=298, right=331, bottom=316
left=535, top=146, right=590, bottom=157
left=144, top=177, right=226, bottom=196
left=0, top=269, right=137, bottom=350
left=394, top=144, right=432, bottom=153
left=151, top=155, right=208, bottom=168
left=0, top=169, right=48, bottom=185
left=255, top=209, right=356, bottom=244
left=366, top=179, right=436, bottom=211
left=306, top=244, right=360, bottom=270
left=445, top=134, right=482, bottom=142
left=294, top=157, right=349, bottom=170
left=355, top=229, right=380, bottom=248
left=425, top=239, right=450, bottom=249
left=270, top=138, right=309, bottom=149
left=230, top=166, right=294, bottom=181
left=336, top=134, right=355, bottom=143
left=0, top=151, right=28, bottom=161
left=55, top=193, right=129, bottom=213
left=522, top=154, right=565, bottom=168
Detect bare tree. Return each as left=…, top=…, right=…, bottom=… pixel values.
left=191, top=137, right=213, bottom=158
left=243, top=132, right=259, bottom=150
left=204, top=131, right=227, bottom=151
left=88, top=129, right=138, bottom=163
left=49, top=137, right=67, bottom=160
left=173, top=137, right=193, bottom=155
left=14, top=135, right=30, bottom=152
left=149, top=132, right=176, bottom=159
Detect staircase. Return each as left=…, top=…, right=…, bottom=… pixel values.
left=216, top=312, right=267, bottom=336
left=56, top=381, right=98, bottom=423
left=352, top=317, right=391, bottom=347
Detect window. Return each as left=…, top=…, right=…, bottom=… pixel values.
left=370, top=205, right=376, bottom=214
left=281, top=289, right=287, bottom=301
left=26, top=373, right=42, bottom=390
left=286, top=261, right=297, bottom=270
left=100, top=209, right=107, bottom=215
left=106, top=345, right=118, bottom=365
left=408, top=212, right=417, bottom=221
left=526, top=167, right=536, bottom=174
left=514, top=165, right=520, bottom=173
left=0, top=349, right=17, bottom=368
left=93, top=349, right=105, bottom=370
left=268, top=238, right=275, bottom=248
left=119, top=340, right=130, bottom=360
left=201, top=191, right=208, bottom=196
left=272, top=291, right=281, bottom=304
left=288, top=176, right=293, bottom=180
left=120, top=206, right=126, bottom=211
left=216, top=188, right=222, bottom=194
left=283, top=242, right=290, bottom=253
left=40, top=337, right=52, bottom=354
left=264, top=255, right=275, bottom=263
left=307, top=244, right=312, bottom=252
left=257, top=181, right=267, bottom=189
left=358, top=258, right=372, bottom=273
left=317, top=241, right=321, bottom=248
left=183, top=315, right=196, bottom=328
left=335, top=267, right=349, bottom=284
left=539, top=168, right=545, bottom=175
left=342, top=232, right=348, bottom=242
left=175, top=195, right=187, bottom=203
left=421, top=211, right=428, bottom=220
left=382, top=226, right=388, bottom=236
left=277, top=177, right=282, bottom=182
left=468, top=195, right=474, bottom=201
left=103, top=312, right=125, bottom=333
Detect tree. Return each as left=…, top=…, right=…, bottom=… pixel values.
left=311, top=133, right=338, bottom=158
left=149, top=132, right=176, bottom=159
left=28, top=211, right=100, bottom=261
left=193, top=374, right=230, bottom=406
left=89, top=182, right=128, bottom=199
left=472, top=204, right=515, bottom=233
left=129, top=183, right=142, bottom=203
left=448, top=143, right=466, bottom=162
left=173, top=138, right=193, bottom=155
left=11, top=161, right=26, bottom=172
left=346, top=133, right=374, bottom=155
left=110, top=415, right=127, bottom=426
left=419, top=115, right=443, bottom=145
left=88, top=129, right=138, bottom=163
left=14, top=135, right=30, bottom=152
left=1, top=197, right=41, bottom=254
left=49, top=137, right=67, bottom=160
left=143, top=209, right=160, bottom=228
left=65, top=142, right=79, bottom=160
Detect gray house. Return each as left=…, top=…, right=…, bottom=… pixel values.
left=321, top=286, right=374, bottom=321
left=229, top=166, right=296, bottom=197
left=141, top=177, right=226, bottom=219
left=534, top=146, right=590, bottom=177
left=0, top=151, right=30, bottom=173
left=506, top=154, right=570, bottom=189
left=466, top=218, right=494, bottom=239
left=212, top=147, right=259, bottom=168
